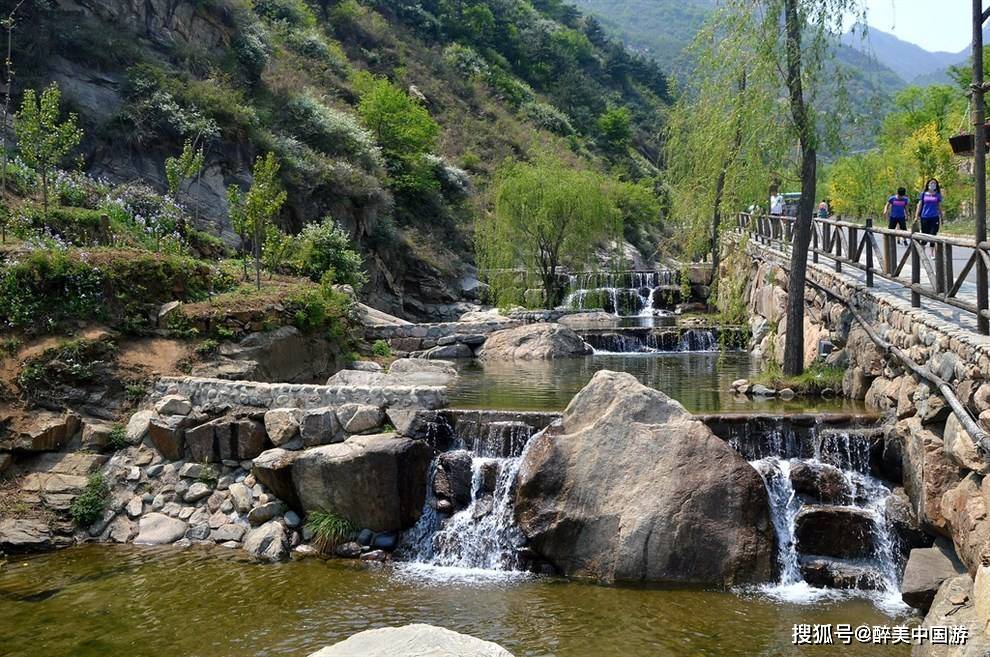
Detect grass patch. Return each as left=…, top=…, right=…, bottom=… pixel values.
left=751, top=360, right=844, bottom=395
left=305, top=508, right=356, bottom=554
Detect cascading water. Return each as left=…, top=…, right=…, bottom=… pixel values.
left=584, top=327, right=721, bottom=354
left=739, top=424, right=906, bottom=611
left=561, top=270, right=678, bottom=316
left=399, top=421, right=541, bottom=574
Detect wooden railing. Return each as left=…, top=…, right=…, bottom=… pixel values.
left=736, top=212, right=990, bottom=334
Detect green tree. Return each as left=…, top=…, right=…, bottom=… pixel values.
left=229, top=153, right=287, bottom=290
left=165, top=138, right=205, bottom=197
left=597, top=106, right=632, bottom=153
left=297, top=217, right=367, bottom=288
left=355, top=72, right=440, bottom=193
left=825, top=151, right=895, bottom=219
left=226, top=184, right=251, bottom=280
left=13, top=83, right=83, bottom=217
left=262, top=223, right=293, bottom=280
left=477, top=156, right=619, bottom=309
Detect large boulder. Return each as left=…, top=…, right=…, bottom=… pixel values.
left=252, top=448, right=300, bottom=509
left=134, top=513, right=188, bottom=545
left=0, top=412, right=80, bottom=452
left=243, top=520, right=288, bottom=562
left=940, top=473, right=990, bottom=574
left=307, top=624, right=514, bottom=657
left=913, top=574, right=990, bottom=657
left=291, top=434, right=432, bottom=532
left=789, top=462, right=851, bottom=504
left=901, top=540, right=967, bottom=611
left=0, top=519, right=53, bottom=554
left=479, top=324, right=592, bottom=361
left=793, top=506, right=877, bottom=559
left=514, top=371, right=776, bottom=585
left=326, top=358, right=458, bottom=387
left=214, top=326, right=346, bottom=383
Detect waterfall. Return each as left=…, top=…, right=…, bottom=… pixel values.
left=677, top=328, right=717, bottom=352
left=583, top=328, right=721, bottom=354
left=398, top=421, right=542, bottom=573
left=561, top=270, right=678, bottom=316
left=740, top=426, right=906, bottom=611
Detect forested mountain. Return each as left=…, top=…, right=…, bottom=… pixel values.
left=840, top=27, right=960, bottom=85
left=7, top=0, right=671, bottom=319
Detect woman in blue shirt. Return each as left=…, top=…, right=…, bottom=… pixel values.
left=915, top=178, right=943, bottom=236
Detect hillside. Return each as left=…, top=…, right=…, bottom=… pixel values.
left=7, top=0, right=671, bottom=321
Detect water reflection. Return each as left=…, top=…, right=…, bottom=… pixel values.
left=448, top=353, right=865, bottom=414
left=0, top=545, right=912, bottom=657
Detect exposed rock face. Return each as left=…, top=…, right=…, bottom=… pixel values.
left=913, top=574, right=990, bottom=657
left=479, top=324, right=592, bottom=361
left=514, top=371, right=776, bottom=585
left=901, top=417, right=963, bottom=535
left=885, top=487, right=934, bottom=555
left=940, top=473, right=990, bottom=573
left=793, top=506, right=877, bottom=559
left=307, top=624, right=515, bottom=657
left=0, top=412, right=80, bottom=452
left=291, top=434, right=432, bottom=532
left=206, top=326, right=348, bottom=384
left=252, top=448, right=300, bottom=509
left=0, top=519, right=54, bottom=554
left=901, top=540, right=967, bottom=611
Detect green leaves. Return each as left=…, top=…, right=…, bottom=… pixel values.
left=164, top=139, right=205, bottom=197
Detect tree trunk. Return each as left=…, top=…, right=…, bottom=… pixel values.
left=781, top=0, right=817, bottom=377
left=711, top=73, right=747, bottom=286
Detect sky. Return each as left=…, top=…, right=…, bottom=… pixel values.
left=863, top=0, right=971, bottom=53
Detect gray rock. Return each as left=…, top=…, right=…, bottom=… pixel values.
left=291, top=434, right=432, bottom=532
left=151, top=493, right=169, bottom=510
left=300, top=408, right=344, bottom=447
left=478, top=324, right=592, bottom=360
left=283, top=510, right=301, bottom=528
left=422, top=343, right=474, bottom=359
left=799, top=556, right=880, bottom=590
left=334, top=541, right=363, bottom=558
left=248, top=501, right=284, bottom=526
left=434, top=450, right=473, bottom=510
left=212, top=523, right=247, bottom=543
left=155, top=395, right=192, bottom=416
left=107, top=517, right=137, bottom=543
left=264, top=408, right=302, bottom=446
left=750, top=384, right=776, bottom=396
left=243, top=521, right=288, bottom=561
left=125, top=496, right=144, bottom=519
left=789, top=462, right=851, bottom=504
left=350, top=361, right=383, bottom=372
left=179, top=462, right=208, bottom=479
left=228, top=482, right=253, bottom=513
left=220, top=500, right=234, bottom=514
left=336, top=404, right=385, bottom=434
left=902, top=540, right=967, bottom=612
left=305, top=624, right=515, bottom=657
left=514, top=370, right=775, bottom=585
left=913, top=574, right=990, bottom=657
left=134, top=513, right=188, bottom=545
left=126, top=410, right=155, bottom=444
left=252, top=448, right=299, bottom=509
left=178, top=506, right=195, bottom=521
left=146, top=464, right=165, bottom=478
left=185, top=523, right=211, bottom=541
left=0, top=519, right=53, bottom=553
left=794, top=506, right=877, bottom=559
left=184, top=482, right=212, bottom=503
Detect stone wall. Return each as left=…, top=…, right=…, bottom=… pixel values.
left=152, top=376, right=447, bottom=412
left=363, top=320, right=522, bottom=353
left=741, top=239, right=990, bottom=578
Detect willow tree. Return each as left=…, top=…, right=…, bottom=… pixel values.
left=477, top=156, right=619, bottom=309
left=664, top=6, right=789, bottom=282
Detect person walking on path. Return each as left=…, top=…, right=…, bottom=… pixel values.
left=915, top=178, right=943, bottom=254
left=883, top=187, right=910, bottom=244
left=817, top=198, right=829, bottom=218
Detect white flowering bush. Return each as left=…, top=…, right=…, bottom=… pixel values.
left=523, top=101, right=575, bottom=135
left=442, top=44, right=490, bottom=79
left=285, top=93, right=383, bottom=170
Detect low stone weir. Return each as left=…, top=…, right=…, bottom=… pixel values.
left=577, top=326, right=744, bottom=353
left=152, top=376, right=447, bottom=411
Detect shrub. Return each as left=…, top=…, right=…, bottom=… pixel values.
left=523, top=101, right=574, bottom=135
left=17, top=338, right=115, bottom=398
left=234, top=22, right=271, bottom=82
left=442, top=44, right=490, bottom=79
left=287, top=280, right=351, bottom=334
left=296, top=217, right=367, bottom=287
left=305, top=508, right=356, bottom=554
left=371, top=339, right=391, bottom=357
left=18, top=205, right=108, bottom=246
left=253, top=0, right=316, bottom=27
left=54, top=170, right=108, bottom=208
left=69, top=473, right=110, bottom=526
left=284, top=93, right=383, bottom=169
left=107, top=424, right=128, bottom=451
left=116, top=65, right=221, bottom=144
left=1, top=156, right=37, bottom=196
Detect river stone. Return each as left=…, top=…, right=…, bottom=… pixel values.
left=793, top=506, right=877, bottom=559
left=336, top=403, right=385, bottom=434
left=306, top=624, right=515, bottom=657
left=248, top=501, right=284, bottom=526
left=212, top=523, right=247, bottom=543
left=351, top=361, right=383, bottom=372
left=789, top=462, right=851, bottom=504
left=386, top=358, right=458, bottom=385
left=479, top=323, right=592, bottom=360
left=290, top=434, right=432, bottom=532
left=184, top=482, right=212, bottom=503
left=422, top=343, right=473, bottom=359
left=335, top=541, right=363, bottom=558
left=243, top=520, right=288, bottom=561
left=125, top=496, right=144, bottom=519
left=228, top=482, right=253, bottom=514
left=0, top=519, right=53, bottom=553
left=252, top=448, right=300, bottom=509
left=126, top=410, right=155, bottom=444
left=901, top=540, right=967, bottom=611
left=514, top=370, right=776, bottom=585
left=155, top=395, right=192, bottom=416
left=264, top=409, right=302, bottom=446
left=186, top=523, right=211, bottom=541
left=134, top=513, right=188, bottom=545
left=799, top=556, right=880, bottom=590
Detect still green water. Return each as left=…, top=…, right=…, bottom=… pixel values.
left=448, top=352, right=866, bottom=414
left=0, top=545, right=911, bottom=657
